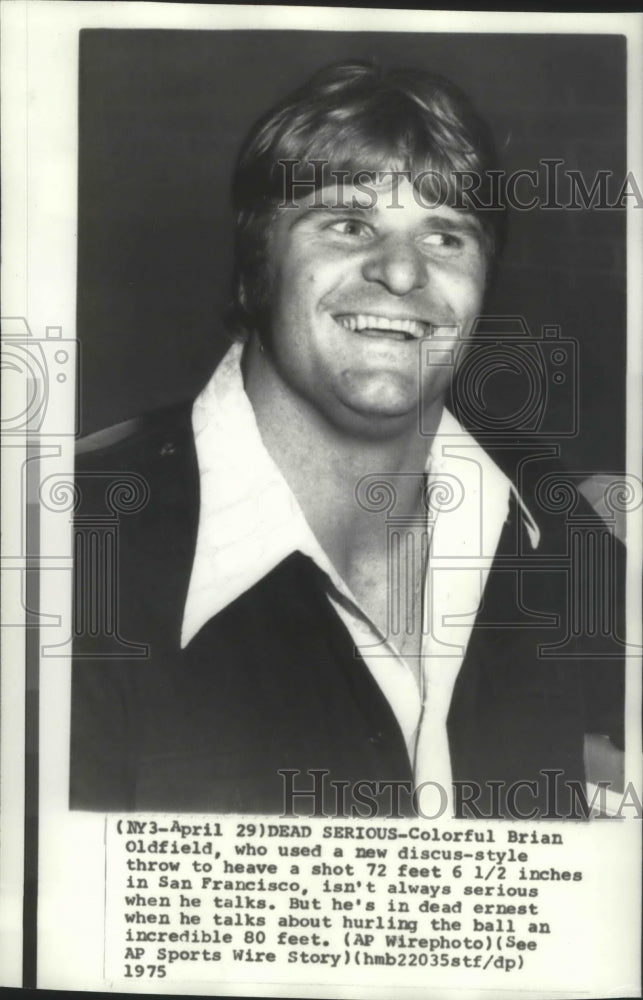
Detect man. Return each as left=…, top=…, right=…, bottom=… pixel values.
left=70, top=62, right=624, bottom=818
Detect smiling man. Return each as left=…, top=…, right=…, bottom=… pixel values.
left=70, top=62, right=624, bottom=818
left=248, top=175, right=485, bottom=432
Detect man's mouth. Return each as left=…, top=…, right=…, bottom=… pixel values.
left=334, top=313, right=430, bottom=341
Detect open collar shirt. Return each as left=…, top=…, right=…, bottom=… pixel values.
left=182, top=342, right=540, bottom=807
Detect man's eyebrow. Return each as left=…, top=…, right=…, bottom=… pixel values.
left=289, top=203, right=374, bottom=224
left=418, top=213, right=482, bottom=236
left=286, top=204, right=483, bottom=237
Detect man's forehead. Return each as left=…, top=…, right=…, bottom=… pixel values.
left=286, top=170, right=420, bottom=204
left=277, top=175, right=484, bottom=232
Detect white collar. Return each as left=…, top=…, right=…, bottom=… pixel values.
left=181, top=342, right=539, bottom=648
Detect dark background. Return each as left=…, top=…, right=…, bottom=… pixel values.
left=77, top=30, right=626, bottom=471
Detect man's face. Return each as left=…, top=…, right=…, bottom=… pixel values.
left=263, top=176, right=488, bottom=439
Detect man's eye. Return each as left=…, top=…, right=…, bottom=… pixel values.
left=326, top=219, right=372, bottom=239
left=422, top=231, right=464, bottom=250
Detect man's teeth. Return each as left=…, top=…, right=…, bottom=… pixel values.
left=336, top=314, right=428, bottom=339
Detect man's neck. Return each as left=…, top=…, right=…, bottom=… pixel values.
left=242, top=337, right=441, bottom=581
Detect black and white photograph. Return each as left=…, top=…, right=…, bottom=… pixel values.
left=69, top=25, right=629, bottom=819
left=1, top=4, right=641, bottom=997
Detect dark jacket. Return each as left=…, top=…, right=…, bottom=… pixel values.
left=70, top=403, right=624, bottom=818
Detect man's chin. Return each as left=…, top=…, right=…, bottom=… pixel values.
left=327, top=374, right=449, bottom=442
left=330, top=389, right=423, bottom=440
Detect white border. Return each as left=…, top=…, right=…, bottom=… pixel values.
left=1, top=3, right=642, bottom=996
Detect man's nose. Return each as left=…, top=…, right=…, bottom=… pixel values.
left=361, top=236, right=428, bottom=296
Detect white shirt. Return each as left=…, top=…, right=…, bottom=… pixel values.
left=182, top=343, right=540, bottom=806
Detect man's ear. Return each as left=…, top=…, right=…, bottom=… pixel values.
left=237, top=277, right=248, bottom=311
